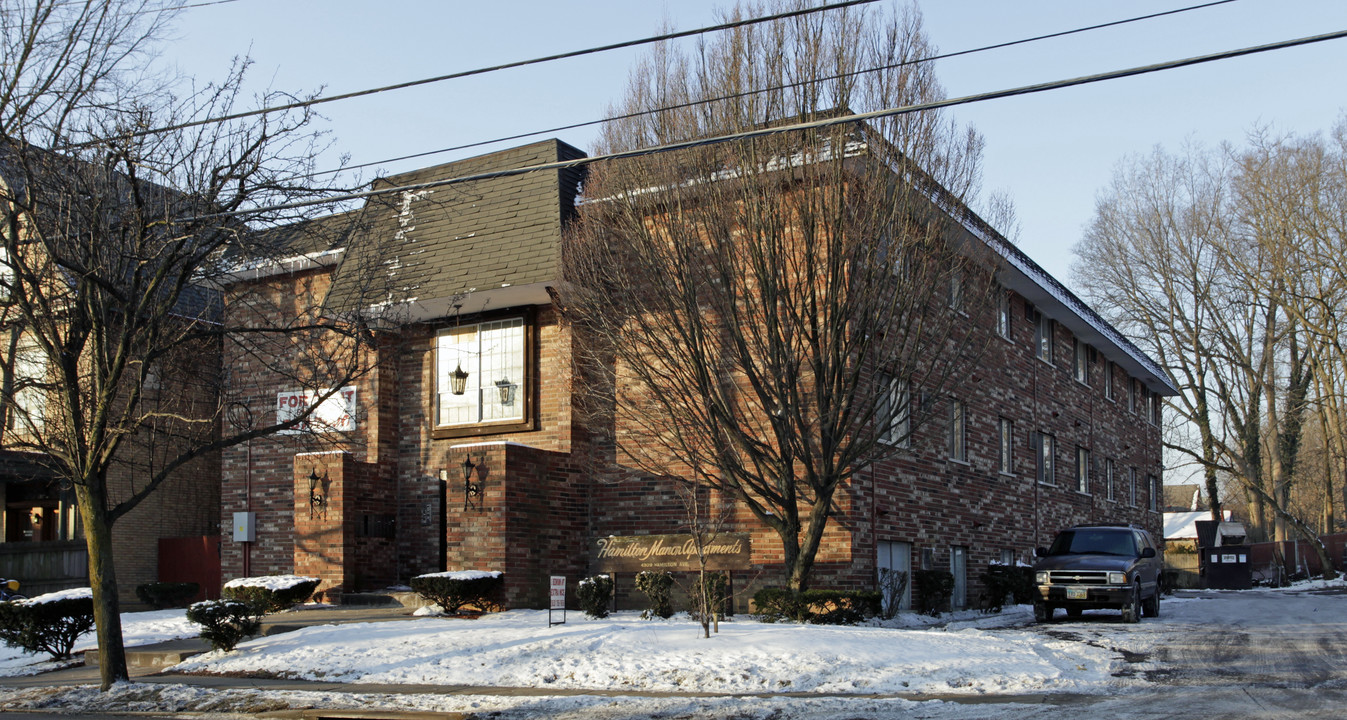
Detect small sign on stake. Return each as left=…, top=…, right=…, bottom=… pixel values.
left=548, top=575, right=566, bottom=627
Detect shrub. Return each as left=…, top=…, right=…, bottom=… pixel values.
left=222, top=575, right=320, bottom=614
left=135, top=581, right=200, bottom=610
left=750, top=588, right=880, bottom=625
left=410, top=571, right=504, bottom=614
left=687, top=571, right=730, bottom=622
left=978, top=564, right=1034, bottom=614
left=576, top=574, right=613, bottom=618
left=0, top=588, right=95, bottom=660
left=186, top=600, right=262, bottom=652
left=635, top=571, right=675, bottom=619
left=877, top=568, right=909, bottom=620
left=913, top=569, right=955, bottom=617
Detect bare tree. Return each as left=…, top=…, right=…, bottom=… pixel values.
left=0, top=1, right=392, bottom=687
left=1075, top=123, right=1347, bottom=580
left=564, top=1, right=998, bottom=592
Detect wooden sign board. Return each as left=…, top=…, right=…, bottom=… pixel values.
left=591, top=533, right=751, bottom=572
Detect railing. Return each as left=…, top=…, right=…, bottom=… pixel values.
left=0, top=540, right=89, bottom=596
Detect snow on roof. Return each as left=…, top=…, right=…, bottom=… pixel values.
left=223, top=575, right=318, bottom=592
left=1164, top=510, right=1232, bottom=539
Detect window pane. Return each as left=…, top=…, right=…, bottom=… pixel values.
left=436, top=318, right=526, bottom=426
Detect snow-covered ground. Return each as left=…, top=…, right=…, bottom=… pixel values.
left=0, top=608, right=197, bottom=677
left=1, top=579, right=1345, bottom=718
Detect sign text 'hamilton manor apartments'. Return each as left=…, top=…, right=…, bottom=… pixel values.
left=590, top=533, right=752, bottom=572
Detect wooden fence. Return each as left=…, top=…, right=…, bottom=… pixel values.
left=0, top=541, right=88, bottom=596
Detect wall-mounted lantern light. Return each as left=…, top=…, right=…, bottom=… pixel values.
left=460, top=455, right=482, bottom=511
left=308, top=467, right=330, bottom=519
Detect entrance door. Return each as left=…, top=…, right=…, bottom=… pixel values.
left=876, top=541, right=912, bottom=613
left=950, top=545, right=967, bottom=610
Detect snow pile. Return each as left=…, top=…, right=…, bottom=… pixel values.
left=18, top=587, right=91, bottom=605
left=413, top=570, right=501, bottom=581
left=0, top=608, right=197, bottom=677
left=223, top=575, right=319, bottom=592
left=171, top=608, right=1118, bottom=696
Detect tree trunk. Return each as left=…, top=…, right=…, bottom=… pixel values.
left=76, top=482, right=128, bottom=689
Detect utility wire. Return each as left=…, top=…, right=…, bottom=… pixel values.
left=95, top=0, right=878, bottom=145
left=310, top=0, right=1240, bottom=179
left=184, top=25, right=1347, bottom=222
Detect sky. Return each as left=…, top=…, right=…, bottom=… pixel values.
left=161, top=0, right=1347, bottom=292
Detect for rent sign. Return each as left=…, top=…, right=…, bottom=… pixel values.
left=276, top=386, right=357, bottom=434
left=591, top=533, right=751, bottom=572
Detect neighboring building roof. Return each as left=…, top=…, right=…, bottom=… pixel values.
left=1164, top=510, right=1232, bottom=539
left=323, top=139, right=586, bottom=321
left=1163, top=484, right=1201, bottom=512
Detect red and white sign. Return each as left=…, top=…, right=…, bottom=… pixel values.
left=276, top=386, right=357, bottom=434
left=549, top=575, right=566, bottom=610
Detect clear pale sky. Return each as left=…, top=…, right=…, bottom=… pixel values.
left=163, top=0, right=1347, bottom=291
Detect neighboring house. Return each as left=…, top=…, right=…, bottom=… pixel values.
left=1163, top=483, right=1201, bottom=513
left=219, top=136, right=1173, bottom=610
left=0, top=152, right=222, bottom=603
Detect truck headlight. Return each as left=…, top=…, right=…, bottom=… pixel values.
left=1108, top=572, right=1126, bottom=585
left=1035, top=571, right=1049, bottom=585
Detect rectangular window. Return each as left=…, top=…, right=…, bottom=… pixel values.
left=1106, top=458, right=1116, bottom=501
left=1148, top=474, right=1159, bottom=511
left=9, top=340, right=46, bottom=434
left=948, top=398, right=966, bottom=462
left=1129, top=379, right=1138, bottom=413
left=1151, top=393, right=1162, bottom=426
left=1035, top=312, right=1054, bottom=364
left=1076, top=446, right=1090, bottom=494
left=0, top=247, right=12, bottom=302
left=998, top=417, right=1014, bottom=475
left=1105, top=362, right=1115, bottom=402
left=1073, top=339, right=1089, bottom=385
left=877, top=374, right=910, bottom=447
left=1129, top=467, right=1138, bottom=507
left=436, top=317, right=526, bottom=428
left=996, top=290, right=1011, bottom=339
left=948, top=272, right=964, bottom=313
left=1035, top=432, right=1056, bottom=485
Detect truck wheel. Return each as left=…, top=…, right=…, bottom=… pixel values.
left=1142, top=588, right=1159, bottom=618
left=1121, top=582, right=1141, bottom=623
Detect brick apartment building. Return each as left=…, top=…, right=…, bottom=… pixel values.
left=219, top=138, right=1174, bottom=610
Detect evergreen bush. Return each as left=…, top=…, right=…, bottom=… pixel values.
left=185, top=599, right=262, bottom=652
left=978, top=564, right=1035, bottom=613
left=913, top=569, right=955, bottom=617
left=750, top=588, right=880, bottom=624
left=135, top=581, right=200, bottom=610
left=576, top=574, right=613, bottom=618
left=634, top=571, right=675, bottom=619
left=0, top=589, right=96, bottom=660
left=410, top=571, right=504, bottom=614
left=222, top=575, right=320, bottom=614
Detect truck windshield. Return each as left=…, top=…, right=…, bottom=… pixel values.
left=1047, top=529, right=1137, bottom=556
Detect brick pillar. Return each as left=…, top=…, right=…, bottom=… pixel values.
left=293, top=451, right=349, bottom=603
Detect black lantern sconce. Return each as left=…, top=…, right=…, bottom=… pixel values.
left=450, top=455, right=482, bottom=512
left=308, top=467, right=331, bottom=520
left=495, top=377, right=516, bottom=407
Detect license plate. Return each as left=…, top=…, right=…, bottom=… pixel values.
left=1066, top=587, right=1088, bottom=600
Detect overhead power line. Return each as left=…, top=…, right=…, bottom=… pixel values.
left=309, top=0, right=1241, bottom=179
left=99, top=0, right=879, bottom=145
left=185, top=25, right=1347, bottom=223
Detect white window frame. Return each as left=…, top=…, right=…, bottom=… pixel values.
left=9, top=339, right=47, bottom=435
left=1075, top=446, right=1090, bottom=494
left=998, top=417, right=1014, bottom=475
left=1073, top=339, right=1089, bottom=385
left=1148, top=474, right=1159, bottom=511
left=996, top=290, right=1011, bottom=339
left=1036, top=432, right=1055, bottom=485
left=1106, top=458, right=1116, bottom=501
left=948, top=398, right=967, bottom=463
left=1105, top=362, right=1115, bottom=402
left=435, top=317, right=527, bottom=429
left=1035, top=312, right=1053, bottom=365
left=877, top=375, right=910, bottom=448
